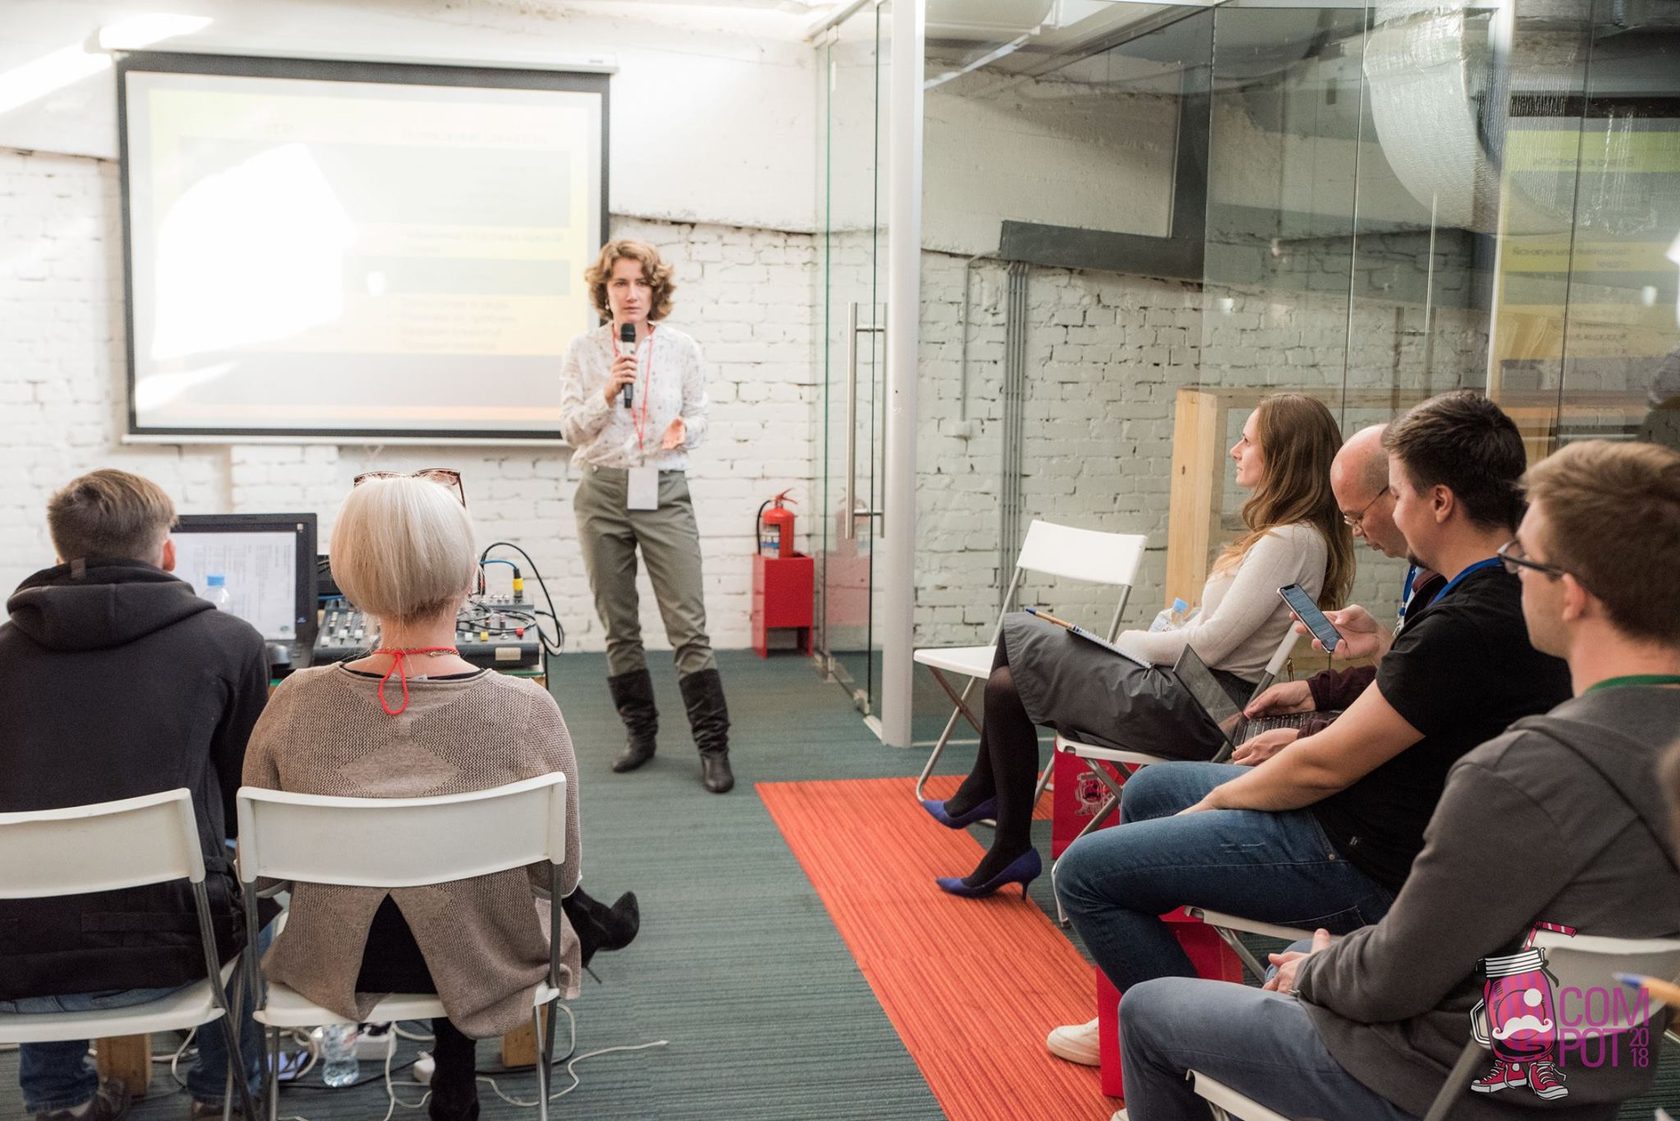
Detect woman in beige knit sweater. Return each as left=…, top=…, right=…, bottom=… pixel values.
left=242, top=472, right=583, bottom=1121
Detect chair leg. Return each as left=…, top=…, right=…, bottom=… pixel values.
left=531, top=1007, right=549, bottom=1121
left=1211, top=926, right=1270, bottom=982
left=1030, top=752, right=1053, bottom=809
left=1050, top=787, right=1120, bottom=927
left=209, top=986, right=258, bottom=1121
left=914, top=670, right=981, bottom=801
left=266, top=1026, right=281, bottom=1121
left=1422, top=1041, right=1490, bottom=1121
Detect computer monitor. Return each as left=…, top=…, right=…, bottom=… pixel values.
left=171, top=513, right=318, bottom=647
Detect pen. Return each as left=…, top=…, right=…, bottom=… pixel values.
left=1613, top=972, right=1680, bottom=1006
left=1024, top=606, right=1076, bottom=630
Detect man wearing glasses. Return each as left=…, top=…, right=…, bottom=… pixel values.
left=1232, top=423, right=1447, bottom=765
left=1116, top=438, right=1680, bottom=1121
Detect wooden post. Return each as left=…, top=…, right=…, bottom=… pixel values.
left=500, top=1023, right=538, bottom=1069
left=1166, top=387, right=1223, bottom=608
left=95, top=1035, right=151, bottom=1097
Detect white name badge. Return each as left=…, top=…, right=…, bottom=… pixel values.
left=627, top=465, right=660, bottom=511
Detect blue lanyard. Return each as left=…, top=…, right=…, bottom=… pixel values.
left=1397, top=564, right=1419, bottom=622
left=1434, top=556, right=1504, bottom=603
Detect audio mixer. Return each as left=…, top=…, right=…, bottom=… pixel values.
left=313, top=596, right=543, bottom=670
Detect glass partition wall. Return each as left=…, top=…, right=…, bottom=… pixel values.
left=911, top=0, right=1680, bottom=678
left=816, top=7, right=890, bottom=722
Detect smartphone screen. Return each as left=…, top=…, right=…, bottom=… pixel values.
left=1278, top=584, right=1341, bottom=653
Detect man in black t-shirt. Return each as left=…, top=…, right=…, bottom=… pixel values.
left=1050, top=392, right=1572, bottom=1062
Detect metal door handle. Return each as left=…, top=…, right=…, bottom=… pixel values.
left=844, top=301, right=885, bottom=541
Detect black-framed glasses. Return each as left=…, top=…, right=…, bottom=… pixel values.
left=353, top=468, right=466, bottom=507
left=1341, top=490, right=1385, bottom=530
left=1497, top=539, right=1567, bottom=580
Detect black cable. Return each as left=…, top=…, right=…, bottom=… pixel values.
left=478, top=542, right=566, bottom=656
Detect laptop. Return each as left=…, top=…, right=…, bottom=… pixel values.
left=1172, top=644, right=1328, bottom=753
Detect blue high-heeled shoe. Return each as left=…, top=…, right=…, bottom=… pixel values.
left=919, top=796, right=998, bottom=829
left=935, top=847, right=1042, bottom=899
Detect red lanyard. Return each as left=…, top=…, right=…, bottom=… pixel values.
left=610, top=326, right=656, bottom=453
left=371, top=646, right=458, bottom=715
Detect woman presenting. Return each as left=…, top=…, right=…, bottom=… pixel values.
left=559, top=240, right=734, bottom=794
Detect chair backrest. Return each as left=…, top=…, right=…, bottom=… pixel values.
left=236, top=772, right=567, bottom=889
left=1533, top=929, right=1680, bottom=1038
left=0, top=788, right=205, bottom=899
left=1014, top=520, right=1148, bottom=588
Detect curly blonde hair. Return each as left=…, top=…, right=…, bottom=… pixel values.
left=584, top=239, right=676, bottom=322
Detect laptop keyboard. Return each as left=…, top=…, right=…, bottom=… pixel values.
left=1236, top=711, right=1327, bottom=741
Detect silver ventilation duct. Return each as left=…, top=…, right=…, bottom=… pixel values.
left=1365, top=0, right=1588, bottom=234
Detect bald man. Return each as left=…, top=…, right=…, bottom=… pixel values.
left=1234, top=424, right=1445, bottom=764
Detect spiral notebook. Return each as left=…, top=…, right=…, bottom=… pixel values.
left=1022, top=607, right=1150, bottom=668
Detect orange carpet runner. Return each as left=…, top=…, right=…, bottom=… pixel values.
left=758, top=776, right=1113, bottom=1121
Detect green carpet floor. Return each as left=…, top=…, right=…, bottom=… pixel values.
left=3, top=650, right=1676, bottom=1118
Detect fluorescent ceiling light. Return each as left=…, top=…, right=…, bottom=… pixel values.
left=0, top=14, right=210, bottom=117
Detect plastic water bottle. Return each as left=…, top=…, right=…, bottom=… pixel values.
left=1149, top=596, right=1191, bottom=632
left=206, top=573, right=231, bottom=609
left=315, top=1023, right=359, bottom=1088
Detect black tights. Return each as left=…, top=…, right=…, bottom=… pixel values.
left=943, top=639, right=1041, bottom=885
left=357, top=896, right=479, bottom=1120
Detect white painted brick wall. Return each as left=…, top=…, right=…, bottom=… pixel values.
left=2, top=145, right=1492, bottom=663
left=0, top=149, right=818, bottom=659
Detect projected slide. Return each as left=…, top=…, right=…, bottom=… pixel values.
left=121, top=57, right=607, bottom=440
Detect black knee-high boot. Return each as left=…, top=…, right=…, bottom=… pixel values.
left=678, top=668, right=733, bottom=793
left=607, top=669, right=659, bottom=773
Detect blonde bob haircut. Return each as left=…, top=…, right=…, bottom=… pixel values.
left=584, top=239, right=676, bottom=322
left=329, top=476, right=477, bottom=625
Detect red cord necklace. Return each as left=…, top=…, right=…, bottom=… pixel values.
left=371, top=646, right=460, bottom=715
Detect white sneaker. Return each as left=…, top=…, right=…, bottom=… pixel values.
left=1045, top=1017, right=1102, bottom=1066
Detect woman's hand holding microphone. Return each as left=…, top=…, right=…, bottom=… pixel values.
left=603, top=352, right=637, bottom=404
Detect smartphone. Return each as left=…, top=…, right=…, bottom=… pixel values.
left=1278, top=584, right=1341, bottom=653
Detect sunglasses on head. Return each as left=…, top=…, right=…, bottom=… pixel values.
left=352, top=468, right=466, bottom=507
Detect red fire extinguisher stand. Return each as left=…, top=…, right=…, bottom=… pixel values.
left=752, top=491, right=813, bottom=657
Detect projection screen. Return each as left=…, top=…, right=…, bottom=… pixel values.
left=119, top=52, right=608, bottom=442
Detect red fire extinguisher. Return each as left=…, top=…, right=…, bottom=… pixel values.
left=756, top=490, right=797, bottom=558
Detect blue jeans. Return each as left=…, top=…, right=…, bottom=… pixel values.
left=1056, top=762, right=1394, bottom=992
left=1120, top=976, right=1420, bottom=1121
left=1, top=924, right=272, bottom=1113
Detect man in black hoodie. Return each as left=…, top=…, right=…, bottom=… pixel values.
left=1118, top=438, right=1680, bottom=1121
left=0, top=470, right=269, bottom=1121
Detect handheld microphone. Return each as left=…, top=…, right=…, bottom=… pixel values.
left=619, top=323, right=636, bottom=409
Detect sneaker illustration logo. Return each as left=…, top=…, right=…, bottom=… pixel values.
left=1469, top=922, right=1576, bottom=1101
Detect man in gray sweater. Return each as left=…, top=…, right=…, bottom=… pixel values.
left=1117, top=438, right=1680, bottom=1121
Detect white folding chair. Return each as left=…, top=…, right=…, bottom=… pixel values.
left=1189, top=929, right=1680, bottom=1121
left=1183, top=907, right=1318, bottom=983
left=1187, top=1070, right=1293, bottom=1121
left=1047, top=734, right=1174, bottom=925
left=913, top=520, right=1148, bottom=802
left=236, top=773, right=570, bottom=1121
left=0, top=789, right=255, bottom=1121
